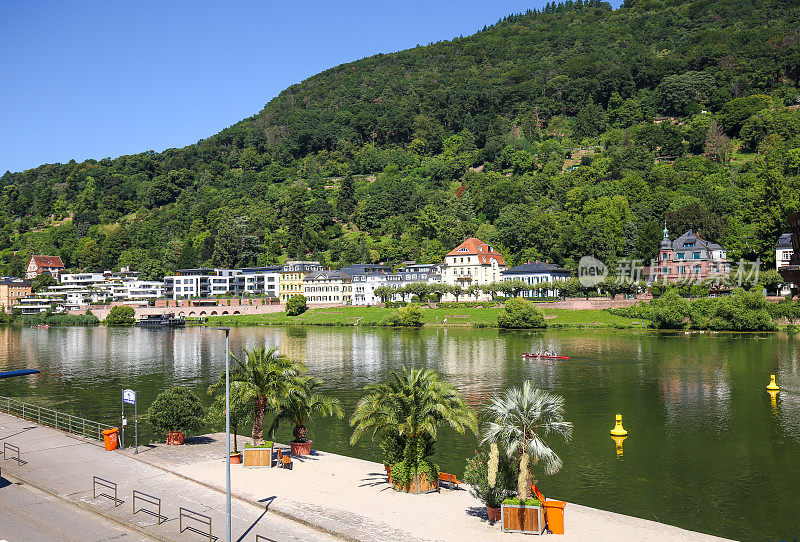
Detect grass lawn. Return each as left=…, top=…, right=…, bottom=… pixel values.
left=204, top=305, right=645, bottom=328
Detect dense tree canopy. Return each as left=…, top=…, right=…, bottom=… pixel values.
left=2, top=0, right=799, bottom=276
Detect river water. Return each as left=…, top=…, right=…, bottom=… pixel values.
left=1, top=325, right=798, bottom=541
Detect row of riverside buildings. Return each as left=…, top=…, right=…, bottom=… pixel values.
left=3, top=228, right=795, bottom=314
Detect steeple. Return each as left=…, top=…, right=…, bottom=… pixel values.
left=660, top=221, right=671, bottom=251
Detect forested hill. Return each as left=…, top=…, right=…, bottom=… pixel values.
left=2, top=0, right=800, bottom=279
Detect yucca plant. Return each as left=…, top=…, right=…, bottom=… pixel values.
left=482, top=381, right=573, bottom=500
left=350, top=366, right=478, bottom=489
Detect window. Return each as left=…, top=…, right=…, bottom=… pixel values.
left=677, top=253, right=684, bottom=260
left=693, top=252, right=700, bottom=259
left=694, top=265, right=701, bottom=273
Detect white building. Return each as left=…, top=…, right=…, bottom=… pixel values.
left=351, top=273, right=404, bottom=305
left=55, top=270, right=165, bottom=306
left=501, top=261, right=571, bottom=298
left=164, top=267, right=280, bottom=300
left=777, top=233, right=794, bottom=270
left=777, top=233, right=794, bottom=295
left=442, top=237, right=507, bottom=299
left=303, top=270, right=353, bottom=304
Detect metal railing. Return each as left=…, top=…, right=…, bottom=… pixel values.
left=133, top=490, right=164, bottom=524
left=92, top=475, right=122, bottom=507
left=0, top=395, right=113, bottom=441
left=179, top=507, right=212, bottom=541
left=3, top=443, right=21, bottom=466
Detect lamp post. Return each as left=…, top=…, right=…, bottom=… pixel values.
left=211, top=327, right=232, bottom=542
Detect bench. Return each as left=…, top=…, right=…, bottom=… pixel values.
left=438, top=472, right=462, bottom=490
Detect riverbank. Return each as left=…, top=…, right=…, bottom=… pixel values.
left=127, top=432, right=734, bottom=541
left=0, top=412, right=338, bottom=542
left=125, top=433, right=736, bottom=541
left=0, top=410, right=732, bottom=541
left=203, top=306, right=646, bottom=329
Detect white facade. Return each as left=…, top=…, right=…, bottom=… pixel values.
left=351, top=273, right=403, bottom=305
left=501, top=262, right=571, bottom=298
left=164, top=267, right=280, bottom=300
left=442, top=238, right=507, bottom=300
left=46, top=271, right=165, bottom=308
left=303, top=270, right=353, bottom=304
left=777, top=233, right=794, bottom=270
left=777, top=233, right=794, bottom=295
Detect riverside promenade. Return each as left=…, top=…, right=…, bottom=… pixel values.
left=0, top=411, right=734, bottom=542
left=0, top=412, right=336, bottom=542
left=125, top=434, right=733, bottom=542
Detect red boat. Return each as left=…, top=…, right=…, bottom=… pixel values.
left=522, top=353, right=571, bottom=360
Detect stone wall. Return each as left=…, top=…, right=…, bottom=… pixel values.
left=82, top=300, right=341, bottom=321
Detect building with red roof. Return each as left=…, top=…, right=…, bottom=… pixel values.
left=442, top=238, right=507, bottom=298
left=25, top=255, right=65, bottom=279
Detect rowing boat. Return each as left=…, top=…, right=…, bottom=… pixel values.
left=522, top=353, right=571, bottom=360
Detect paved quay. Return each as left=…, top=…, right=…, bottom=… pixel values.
left=122, top=432, right=736, bottom=542
left=0, top=412, right=338, bottom=542
left=0, top=411, right=736, bottom=542
left=0, top=472, right=156, bottom=541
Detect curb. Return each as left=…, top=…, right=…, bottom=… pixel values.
left=123, top=450, right=360, bottom=542
left=1, top=469, right=174, bottom=542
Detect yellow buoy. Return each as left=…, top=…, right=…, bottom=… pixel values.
left=766, top=374, right=780, bottom=392
left=610, top=414, right=628, bottom=436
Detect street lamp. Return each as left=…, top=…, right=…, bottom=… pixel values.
left=211, top=327, right=232, bottom=542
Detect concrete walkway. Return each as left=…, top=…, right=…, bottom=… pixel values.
left=0, top=413, right=338, bottom=542
left=121, top=432, right=735, bottom=542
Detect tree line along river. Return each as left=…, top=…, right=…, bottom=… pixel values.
left=1, top=325, right=798, bottom=541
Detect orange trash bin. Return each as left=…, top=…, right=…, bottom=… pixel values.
left=543, top=501, right=567, bottom=534
left=101, top=428, right=119, bottom=451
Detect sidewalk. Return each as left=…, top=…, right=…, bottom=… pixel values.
left=122, top=432, right=734, bottom=542
left=0, top=412, right=338, bottom=542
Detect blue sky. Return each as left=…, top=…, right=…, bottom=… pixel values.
left=1, top=1, right=622, bottom=173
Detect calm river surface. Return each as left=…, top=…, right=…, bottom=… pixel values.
left=1, top=325, right=799, bottom=541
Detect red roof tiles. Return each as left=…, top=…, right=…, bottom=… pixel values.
left=30, top=255, right=65, bottom=269
left=446, top=237, right=506, bottom=266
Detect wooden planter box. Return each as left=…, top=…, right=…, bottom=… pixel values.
left=243, top=445, right=273, bottom=468
left=502, top=503, right=544, bottom=534
left=392, top=473, right=439, bottom=494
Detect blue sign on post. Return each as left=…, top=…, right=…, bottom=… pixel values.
left=122, top=389, right=138, bottom=453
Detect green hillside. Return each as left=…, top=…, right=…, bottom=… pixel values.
left=2, top=0, right=800, bottom=278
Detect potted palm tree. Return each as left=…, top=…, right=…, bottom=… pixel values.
left=350, top=366, right=477, bottom=494
left=207, top=374, right=253, bottom=464
left=146, top=387, right=206, bottom=445
left=268, top=375, right=343, bottom=456
left=229, top=346, right=303, bottom=446
left=482, top=382, right=572, bottom=535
